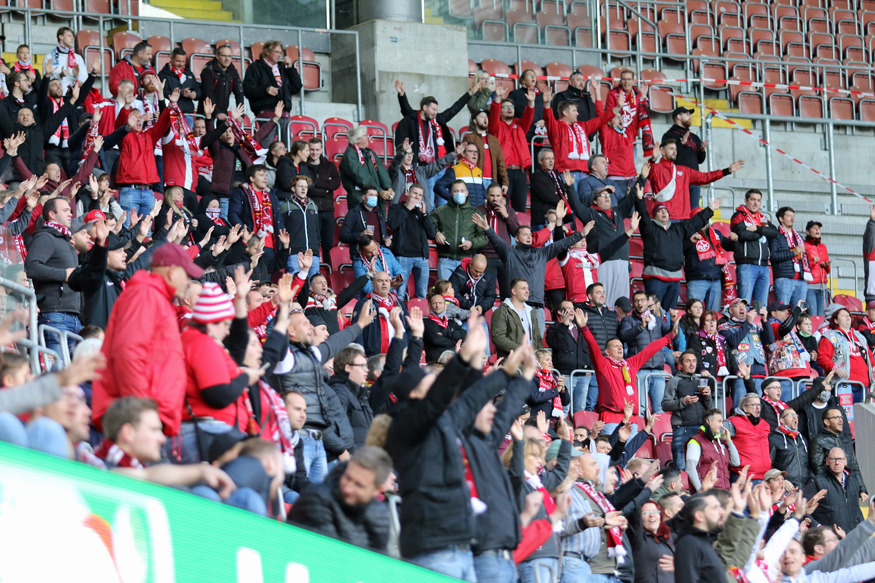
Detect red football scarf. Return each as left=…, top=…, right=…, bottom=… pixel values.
left=49, top=96, right=69, bottom=144
left=228, top=117, right=267, bottom=163
left=169, top=65, right=185, bottom=81
left=13, top=61, right=34, bottom=75
left=605, top=354, right=635, bottom=397
left=732, top=204, right=764, bottom=227
left=780, top=225, right=813, bottom=281
left=368, top=291, right=398, bottom=353
left=242, top=185, right=274, bottom=239
left=777, top=419, right=799, bottom=440
left=695, top=227, right=728, bottom=265
left=561, top=119, right=590, bottom=160
left=56, top=44, right=75, bottom=68
left=526, top=471, right=556, bottom=515
left=359, top=245, right=388, bottom=273
left=94, top=439, right=144, bottom=469
left=168, top=103, right=200, bottom=154
left=577, top=481, right=627, bottom=564
left=270, top=61, right=282, bottom=86
left=45, top=221, right=71, bottom=237
left=535, top=367, right=564, bottom=417
left=762, top=394, right=788, bottom=415
left=417, top=112, right=445, bottom=163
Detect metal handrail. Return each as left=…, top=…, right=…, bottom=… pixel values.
left=16, top=338, right=61, bottom=375
left=642, top=371, right=671, bottom=418
left=38, top=325, right=83, bottom=368
left=719, top=374, right=739, bottom=418
left=0, top=276, right=39, bottom=373
left=829, top=258, right=860, bottom=298
left=569, top=368, right=596, bottom=414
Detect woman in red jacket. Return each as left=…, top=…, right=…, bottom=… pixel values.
left=179, top=277, right=262, bottom=463
left=804, top=220, right=830, bottom=317
left=817, top=307, right=874, bottom=403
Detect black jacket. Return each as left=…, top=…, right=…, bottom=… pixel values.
left=422, top=314, right=466, bottom=363
left=628, top=501, right=676, bottom=583
left=760, top=378, right=820, bottom=432
left=683, top=226, right=734, bottom=281
left=351, top=297, right=409, bottom=357
left=530, top=169, right=582, bottom=226
left=804, top=471, right=864, bottom=533
left=674, top=528, right=724, bottom=583
left=305, top=155, right=341, bottom=213
left=304, top=273, right=369, bottom=335
left=25, top=225, right=81, bottom=314
left=328, top=373, right=374, bottom=450
left=448, top=261, right=497, bottom=314
left=394, top=91, right=469, bottom=160
left=637, top=197, right=714, bottom=273
left=688, top=332, right=737, bottom=377
left=465, top=372, right=533, bottom=553
left=274, top=156, right=310, bottom=201
left=619, top=311, right=671, bottom=369
left=279, top=196, right=320, bottom=255
left=798, top=398, right=851, bottom=446
left=387, top=203, right=437, bottom=259
left=576, top=189, right=637, bottom=262
left=384, top=355, right=484, bottom=558
left=287, top=462, right=390, bottom=552
left=580, top=303, right=619, bottom=351
left=545, top=321, right=592, bottom=373
left=810, top=428, right=867, bottom=493
left=367, top=333, right=424, bottom=415
left=731, top=208, right=778, bottom=267
left=158, top=63, right=201, bottom=114
left=509, top=87, right=543, bottom=141
left=661, top=124, right=706, bottom=171
left=768, top=226, right=800, bottom=281
left=769, top=429, right=810, bottom=489
left=242, top=58, right=302, bottom=115
left=198, top=59, right=244, bottom=116
left=551, top=86, right=597, bottom=125
left=662, top=372, right=711, bottom=427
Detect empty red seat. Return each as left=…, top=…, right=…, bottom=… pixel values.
left=250, top=42, right=264, bottom=61
left=830, top=96, right=855, bottom=121
left=481, top=59, right=515, bottom=94
left=719, top=25, right=746, bottom=53
left=111, top=31, right=141, bottom=60
left=323, top=137, right=347, bottom=162
left=567, top=13, right=593, bottom=46
left=860, top=98, right=875, bottom=121
left=545, top=61, right=573, bottom=92
left=180, top=38, right=213, bottom=80
left=323, top=118, right=353, bottom=141
left=834, top=294, right=864, bottom=312
left=288, top=115, right=319, bottom=139
left=359, top=119, right=389, bottom=138
left=78, top=30, right=114, bottom=73
left=537, top=12, right=570, bottom=46
left=738, top=91, right=764, bottom=114
left=798, top=94, right=825, bottom=118
left=648, top=85, right=675, bottom=113
left=769, top=93, right=795, bottom=117
left=287, top=45, right=321, bottom=91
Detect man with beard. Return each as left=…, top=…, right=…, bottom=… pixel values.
left=674, top=493, right=726, bottom=583
left=661, top=107, right=708, bottom=211
left=467, top=108, right=508, bottom=195
left=476, top=184, right=519, bottom=298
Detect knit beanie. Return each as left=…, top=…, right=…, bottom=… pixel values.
left=192, top=282, right=235, bottom=324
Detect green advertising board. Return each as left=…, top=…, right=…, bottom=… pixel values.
left=0, top=441, right=459, bottom=582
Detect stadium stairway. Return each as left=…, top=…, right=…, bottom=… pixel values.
left=147, top=0, right=236, bottom=22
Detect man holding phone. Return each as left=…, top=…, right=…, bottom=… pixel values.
left=662, top=350, right=713, bottom=470
left=388, top=184, right=437, bottom=299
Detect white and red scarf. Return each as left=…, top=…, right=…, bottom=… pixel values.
left=270, top=61, right=282, bottom=86
left=307, top=291, right=337, bottom=311
left=242, top=184, right=274, bottom=239
left=567, top=247, right=600, bottom=289
left=562, top=120, right=590, bottom=160
left=535, top=367, right=564, bottom=417
left=701, top=330, right=728, bottom=374
left=461, top=443, right=488, bottom=515
left=139, top=90, right=157, bottom=131
left=577, top=481, right=627, bottom=563
left=417, top=112, right=445, bottom=164
left=443, top=294, right=459, bottom=307
left=94, top=439, right=145, bottom=469
left=228, top=117, right=267, bottom=164
left=549, top=169, right=572, bottom=209
left=526, top=471, right=558, bottom=518
left=368, top=291, right=398, bottom=352
left=354, top=145, right=379, bottom=172
left=605, top=354, right=635, bottom=396
left=55, top=44, right=76, bottom=69
left=45, top=221, right=71, bottom=237
left=258, top=382, right=297, bottom=474
left=168, top=103, right=200, bottom=154
left=863, top=317, right=875, bottom=333
left=359, top=245, right=388, bottom=272
left=780, top=225, right=813, bottom=281
left=762, top=394, right=788, bottom=415
left=732, top=204, right=764, bottom=227
left=169, top=65, right=186, bottom=82
left=695, top=227, right=728, bottom=265
left=49, top=96, right=69, bottom=146
left=13, top=61, right=35, bottom=75
left=428, top=311, right=448, bottom=328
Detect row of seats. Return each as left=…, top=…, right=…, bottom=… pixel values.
left=0, top=0, right=137, bottom=17
left=76, top=31, right=323, bottom=90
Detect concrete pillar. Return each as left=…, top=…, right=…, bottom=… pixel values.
left=357, top=0, right=421, bottom=23
left=331, top=20, right=469, bottom=128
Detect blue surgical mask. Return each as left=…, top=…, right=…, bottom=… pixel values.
left=366, top=196, right=378, bottom=208
left=452, top=193, right=466, bottom=205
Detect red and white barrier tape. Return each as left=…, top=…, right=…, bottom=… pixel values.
left=647, top=83, right=874, bottom=203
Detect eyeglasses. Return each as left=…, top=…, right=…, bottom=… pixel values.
left=824, top=416, right=842, bottom=421
left=350, top=363, right=368, bottom=369
left=290, top=308, right=303, bottom=314
left=641, top=510, right=660, bottom=516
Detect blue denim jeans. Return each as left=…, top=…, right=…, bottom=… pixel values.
left=644, top=278, right=681, bottom=310
left=301, top=432, right=327, bottom=484
left=567, top=373, right=594, bottom=415
left=218, top=197, right=230, bottom=221
left=687, top=279, right=722, bottom=311
left=560, top=556, right=592, bottom=583
left=39, top=312, right=81, bottom=368
left=474, top=552, right=518, bottom=583
left=774, top=278, right=808, bottom=307
left=586, top=376, right=600, bottom=411
left=737, top=264, right=771, bottom=307
left=397, top=256, right=430, bottom=299
left=807, top=288, right=829, bottom=317
left=672, top=424, right=701, bottom=470
left=409, top=547, right=477, bottom=582
left=288, top=253, right=321, bottom=279
left=118, top=186, right=156, bottom=228
left=638, top=368, right=666, bottom=413
left=732, top=376, right=763, bottom=409
left=587, top=574, right=623, bottom=583
left=438, top=258, right=462, bottom=281
left=518, top=557, right=559, bottom=583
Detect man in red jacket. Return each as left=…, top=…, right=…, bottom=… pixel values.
left=604, top=69, right=656, bottom=160
left=490, top=84, right=535, bottom=212
left=541, top=82, right=619, bottom=195
left=726, top=392, right=771, bottom=482
left=646, top=138, right=744, bottom=220
left=115, top=86, right=177, bottom=226
left=92, top=243, right=204, bottom=439
left=579, top=308, right=676, bottom=432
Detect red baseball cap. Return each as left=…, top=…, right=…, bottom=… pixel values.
left=150, top=243, right=204, bottom=278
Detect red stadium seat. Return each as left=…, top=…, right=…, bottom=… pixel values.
left=769, top=93, right=796, bottom=117
left=77, top=30, right=114, bottom=75
left=568, top=13, right=594, bottom=47
left=834, top=294, right=864, bottom=313
left=250, top=42, right=264, bottom=61
left=322, top=118, right=353, bottom=141
left=180, top=38, right=213, bottom=81
left=329, top=246, right=351, bottom=272
left=287, top=46, right=321, bottom=91
left=830, top=96, right=856, bottom=121
left=648, top=85, right=675, bottom=113
left=481, top=59, right=515, bottom=95
left=798, top=94, right=825, bottom=118
left=111, top=31, right=141, bottom=60
left=573, top=410, right=599, bottom=429
left=545, top=62, right=573, bottom=92
left=288, top=115, right=319, bottom=140
left=738, top=91, right=764, bottom=114
left=537, top=12, right=570, bottom=46
left=323, top=137, right=347, bottom=162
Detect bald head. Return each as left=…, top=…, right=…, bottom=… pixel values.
left=470, top=254, right=487, bottom=279
left=373, top=271, right=392, bottom=296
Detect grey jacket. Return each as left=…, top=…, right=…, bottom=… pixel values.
left=619, top=311, right=670, bottom=369
left=484, top=226, right=582, bottom=306
left=662, top=372, right=712, bottom=427
left=0, top=374, right=61, bottom=414
left=25, top=225, right=81, bottom=314
left=388, top=150, right=454, bottom=212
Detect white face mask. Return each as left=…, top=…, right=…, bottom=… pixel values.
left=819, top=390, right=831, bottom=402
left=205, top=207, right=220, bottom=220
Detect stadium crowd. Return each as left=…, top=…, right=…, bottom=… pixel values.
left=1, top=24, right=875, bottom=583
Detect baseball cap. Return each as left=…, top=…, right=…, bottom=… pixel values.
left=763, top=469, right=787, bottom=481
left=546, top=439, right=585, bottom=462
left=729, top=298, right=748, bottom=308
left=767, top=301, right=791, bottom=313
left=671, top=106, right=695, bottom=118
left=150, top=242, right=205, bottom=278
left=806, top=220, right=822, bottom=231
left=615, top=296, right=633, bottom=313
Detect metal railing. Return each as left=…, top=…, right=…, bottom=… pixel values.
left=0, top=276, right=40, bottom=374
left=38, top=325, right=83, bottom=368
left=568, top=367, right=596, bottom=414
left=830, top=258, right=859, bottom=297
left=718, top=374, right=738, bottom=418
left=0, top=4, right=363, bottom=121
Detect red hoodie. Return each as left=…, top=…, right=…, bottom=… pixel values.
left=115, top=106, right=172, bottom=185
